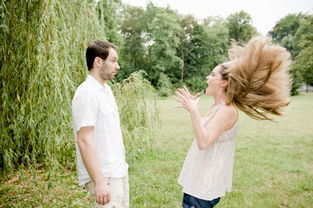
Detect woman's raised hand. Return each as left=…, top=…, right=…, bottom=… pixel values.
left=175, top=86, right=201, bottom=113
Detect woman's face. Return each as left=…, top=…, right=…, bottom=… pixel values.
left=205, top=65, right=225, bottom=96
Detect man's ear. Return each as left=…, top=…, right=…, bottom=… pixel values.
left=94, top=57, right=102, bottom=69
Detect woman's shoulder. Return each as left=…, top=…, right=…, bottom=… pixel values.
left=219, top=104, right=238, bottom=127
left=220, top=104, right=237, bottom=116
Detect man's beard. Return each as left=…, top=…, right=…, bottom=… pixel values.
left=101, top=71, right=114, bottom=81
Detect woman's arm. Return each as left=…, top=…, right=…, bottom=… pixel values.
left=192, top=108, right=236, bottom=149
left=175, top=87, right=236, bottom=150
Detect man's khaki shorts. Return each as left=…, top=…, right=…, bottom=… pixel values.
left=85, top=174, right=129, bottom=208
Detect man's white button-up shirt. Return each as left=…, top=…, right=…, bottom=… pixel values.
left=72, top=75, right=128, bottom=186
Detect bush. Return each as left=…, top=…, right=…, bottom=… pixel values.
left=112, top=71, right=159, bottom=160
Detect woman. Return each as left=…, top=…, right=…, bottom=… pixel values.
left=175, top=36, right=291, bottom=208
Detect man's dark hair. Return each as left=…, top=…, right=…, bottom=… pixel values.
left=86, top=40, right=117, bottom=71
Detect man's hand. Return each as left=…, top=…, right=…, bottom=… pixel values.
left=94, top=180, right=111, bottom=205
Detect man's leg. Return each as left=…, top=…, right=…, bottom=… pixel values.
left=122, top=174, right=129, bottom=208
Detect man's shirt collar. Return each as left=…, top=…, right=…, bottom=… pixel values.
left=87, top=75, right=107, bottom=90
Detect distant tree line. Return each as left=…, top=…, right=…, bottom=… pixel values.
left=270, top=13, right=313, bottom=94
left=104, top=1, right=312, bottom=95
left=115, top=2, right=257, bottom=94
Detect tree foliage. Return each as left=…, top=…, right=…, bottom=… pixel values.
left=0, top=0, right=158, bottom=173
left=226, top=10, right=257, bottom=42
left=118, top=5, right=257, bottom=92
left=0, top=0, right=104, bottom=172
left=293, top=15, right=313, bottom=90
left=97, top=0, right=123, bottom=46
left=270, top=13, right=307, bottom=57
left=270, top=13, right=312, bottom=95
left=118, top=5, right=147, bottom=80
left=143, top=3, right=183, bottom=86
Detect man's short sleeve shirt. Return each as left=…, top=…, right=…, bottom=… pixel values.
left=72, top=75, right=128, bottom=185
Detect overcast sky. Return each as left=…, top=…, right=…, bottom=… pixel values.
left=122, top=0, right=313, bottom=35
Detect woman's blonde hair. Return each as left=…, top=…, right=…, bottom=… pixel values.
left=220, top=36, right=292, bottom=120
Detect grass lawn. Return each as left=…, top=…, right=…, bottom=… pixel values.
left=1, top=93, right=312, bottom=207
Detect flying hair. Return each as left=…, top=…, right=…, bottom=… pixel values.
left=220, top=36, right=292, bottom=120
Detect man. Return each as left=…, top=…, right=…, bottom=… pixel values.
left=72, top=40, right=129, bottom=207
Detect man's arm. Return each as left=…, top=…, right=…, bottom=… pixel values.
left=77, top=126, right=110, bottom=205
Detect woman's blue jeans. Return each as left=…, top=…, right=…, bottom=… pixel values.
left=182, top=193, right=220, bottom=208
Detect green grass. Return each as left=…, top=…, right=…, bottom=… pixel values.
left=1, top=93, right=312, bottom=207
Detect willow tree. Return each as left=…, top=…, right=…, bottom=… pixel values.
left=0, top=0, right=106, bottom=172
left=1, top=0, right=158, bottom=174
left=97, top=0, right=123, bottom=46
